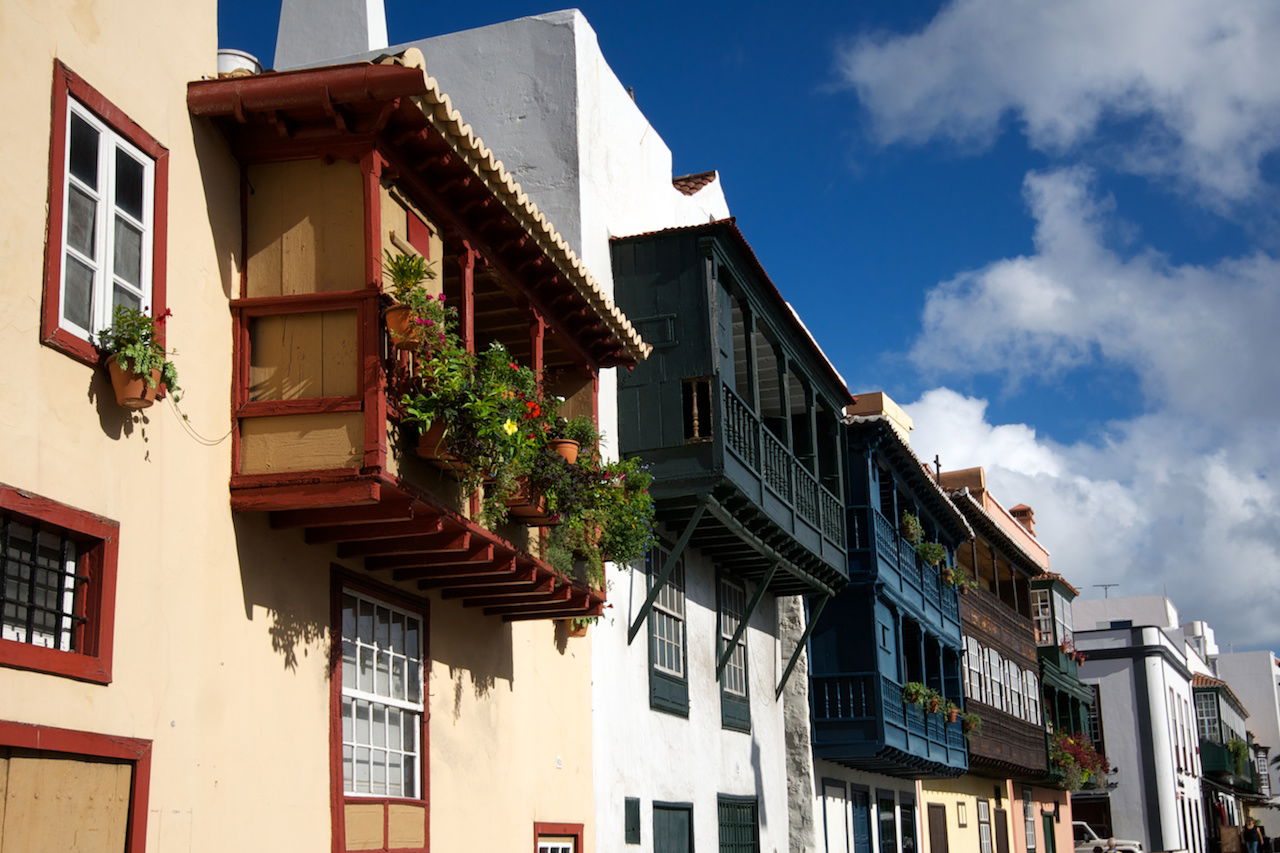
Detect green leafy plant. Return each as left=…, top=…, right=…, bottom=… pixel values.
left=543, top=456, right=655, bottom=589
left=961, top=712, right=983, bottom=736
left=945, top=567, right=980, bottom=591
left=942, top=699, right=961, bottom=721
left=916, top=541, right=947, bottom=567
left=383, top=249, right=437, bottom=307
left=557, top=414, right=601, bottom=449
left=900, top=511, right=924, bottom=545
left=1227, top=737, right=1250, bottom=776
left=902, top=681, right=929, bottom=706
left=97, top=305, right=180, bottom=399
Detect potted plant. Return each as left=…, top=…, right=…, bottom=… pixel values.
left=548, top=414, right=600, bottom=465
left=952, top=570, right=980, bottom=594
left=564, top=616, right=595, bottom=638
left=1049, top=731, right=1109, bottom=791
left=916, top=541, right=947, bottom=567
left=900, top=511, right=924, bottom=545
left=382, top=249, right=439, bottom=349
left=1227, top=737, right=1249, bottom=776
left=925, top=688, right=944, bottom=715
left=902, top=681, right=928, bottom=707
left=961, top=712, right=983, bottom=736
left=96, top=306, right=180, bottom=410
left=943, top=700, right=961, bottom=724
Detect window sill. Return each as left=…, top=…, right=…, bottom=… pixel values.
left=0, top=638, right=112, bottom=684
left=42, top=325, right=102, bottom=368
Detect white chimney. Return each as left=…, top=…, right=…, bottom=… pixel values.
left=274, top=0, right=389, bottom=70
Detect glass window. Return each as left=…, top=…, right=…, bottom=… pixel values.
left=900, top=797, right=917, bottom=853
left=966, top=637, right=982, bottom=701
left=59, top=99, right=155, bottom=341
left=1031, top=589, right=1054, bottom=646
left=1195, top=691, right=1219, bottom=742
left=977, top=800, right=993, bottom=853
left=1052, top=591, right=1073, bottom=647
left=719, top=577, right=747, bottom=697
left=878, top=794, right=898, bottom=853
left=2, top=520, right=79, bottom=652
left=537, top=840, right=575, bottom=853
left=341, top=591, right=424, bottom=798
left=651, top=549, right=686, bottom=678
left=1025, top=671, right=1041, bottom=725
left=1009, top=659, right=1023, bottom=719
left=1023, top=789, right=1036, bottom=851
left=989, top=648, right=1005, bottom=712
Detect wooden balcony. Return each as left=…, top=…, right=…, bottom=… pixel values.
left=848, top=505, right=961, bottom=637
left=1201, top=739, right=1261, bottom=794
left=811, top=672, right=967, bottom=777
left=964, top=700, right=1049, bottom=778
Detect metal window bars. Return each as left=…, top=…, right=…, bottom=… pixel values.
left=0, top=514, right=84, bottom=651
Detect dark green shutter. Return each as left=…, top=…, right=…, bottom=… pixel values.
left=654, top=804, right=693, bottom=853
left=717, top=795, right=760, bottom=853
left=625, top=797, right=641, bottom=844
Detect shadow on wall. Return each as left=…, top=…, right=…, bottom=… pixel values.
left=88, top=367, right=144, bottom=440
left=234, top=512, right=331, bottom=671
left=430, top=590, right=516, bottom=721
left=188, top=114, right=242, bottom=302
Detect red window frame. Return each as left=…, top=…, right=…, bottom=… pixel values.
left=0, top=719, right=151, bottom=852
left=330, top=566, right=431, bottom=853
left=533, top=822, right=585, bottom=852
left=0, top=484, right=119, bottom=683
left=41, top=60, right=169, bottom=366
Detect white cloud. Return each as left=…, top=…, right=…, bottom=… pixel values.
left=899, top=168, right=1280, bottom=648
left=839, top=0, right=1280, bottom=205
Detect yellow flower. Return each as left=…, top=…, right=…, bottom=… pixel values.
left=503, top=419, right=518, bottom=435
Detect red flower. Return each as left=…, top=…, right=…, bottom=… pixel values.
left=509, top=362, right=520, bottom=370
left=523, top=401, right=542, bottom=419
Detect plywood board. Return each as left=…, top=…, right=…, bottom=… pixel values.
left=344, top=803, right=384, bottom=851
left=239, top=412, right=363, bottom=474
left=247, top=160, right=364, bottom=297
left=381, top=186, right=444, bottom=297
left=1, top=752, right=129, bottom=853
left=248, top=310, right=357, bottom=400
left=387, top=803, right=426, bottom=848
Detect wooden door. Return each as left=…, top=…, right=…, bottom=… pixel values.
left=928, top=804, right=950, bottom=853
left=654, top=804, right=693, bottom=853
left=994, top=809, right=1010, bottom=853
left=852, top=790, right=873, bottom=853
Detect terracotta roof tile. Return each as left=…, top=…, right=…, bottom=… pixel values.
left=672, top=170, right=717, bottom=195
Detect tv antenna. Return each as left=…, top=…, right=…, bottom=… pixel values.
left=1094, top=583, right=1119, bottom=599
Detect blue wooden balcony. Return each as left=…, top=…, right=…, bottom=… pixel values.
left=810, top=672, right=967, bottom=777
left=848, top=504, right=961, bottom=641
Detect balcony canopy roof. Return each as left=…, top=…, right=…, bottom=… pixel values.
left=188, top=49, right=649, bottom=368
left=948, top=488, right=1048, bottom=578
left=844, top=415, right=973, bottom=543
left=612, top=218, right=855, bottom=404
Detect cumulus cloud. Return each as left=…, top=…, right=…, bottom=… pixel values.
left=899, top=169, right=1280, bottom=648
left=910, top=168, right=1280, bottom=426
left=839, top=0, right=1280, bottom=205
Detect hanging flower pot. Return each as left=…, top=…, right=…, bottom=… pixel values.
left=384, top=305, right=423, bottom=350
left=106, top=355, right=162, bottom=410
left=505, top=480, right=560, bottom=526
left=547, top=437, right=580, bottom=464
left=947, top=707, right=961, bottom=724
left=565, top=618, right=589, bottom=638
left=415, top=423, right=468, bottom=478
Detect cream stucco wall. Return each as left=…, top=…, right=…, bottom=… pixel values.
left=0, top=1, right=596, bottom=849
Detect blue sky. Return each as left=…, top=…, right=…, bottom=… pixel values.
left=219, top=2, right=1280, bottom=649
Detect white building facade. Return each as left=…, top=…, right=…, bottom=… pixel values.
left=1215, top=650, right=1280, bottom=831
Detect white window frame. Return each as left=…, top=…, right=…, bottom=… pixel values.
left=1052, top=590, right=1073, bottom=647
left=537, top=839, right=576, bottom=853
left=651, top=549, right=686, bottom=679
left=1031, top=588, right=1054, bottom=646
left=60, top=97, right=155, bottom=342
left=1023, top=789, right=1037, bottom=852
left=1025, top=670, right=1041, bottom=725
left=719, top=576, right=748, bottom=698
left=1009, top=658, right=1023, bottom=720
left=340, top=589, right=424, bottom=799
left=1196, top=691, right=1220, bottom=742
left=988, top=648, right=1005, bottom=712
left=977, top=799, right=993, bottom=853
left=966, top=636, right=982, bottom=701
left=1, top=520, right=78, bottom=651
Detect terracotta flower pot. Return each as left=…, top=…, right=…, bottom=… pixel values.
left=415, top=423, right=467, bottom=478
left=384, top=305, right=422, bottom=350
left=948, top=709, right=961, bottom=724
left=106, top=355, right=161, bottom=410
left=548, top=438, right=580, bottom=464
left=927, top=697, right=942, bottom=714
left=565, top=621, right=588, bottom=638
left=505, top=482, right=559, bottom=526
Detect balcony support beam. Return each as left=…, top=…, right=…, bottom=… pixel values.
left=702, top=496, right=837, bottom=598
left=717, top=561, right=778, bottom=681
left=627, top=499, right=707, bottom=645
left=776, top=593, right=828, bottom=700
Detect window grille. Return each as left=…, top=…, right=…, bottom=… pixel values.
left=341, top=591, right=423, bottom=798
left=1, top=516, right=84, bottom=652
left=717, top=796, right=759, bottom=853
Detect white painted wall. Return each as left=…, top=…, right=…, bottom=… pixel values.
left=813, top=763, right=919, bottom=853
left=1074, top=596, right=1181, bottom=633
left=594, top=543, right=790, bottom=851
left=274, top=0, right=386, bottom=71
left=1076, top=627, right=1205, bottom=853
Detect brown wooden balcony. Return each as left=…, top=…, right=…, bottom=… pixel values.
left=190, top=56, right=650, bottom=620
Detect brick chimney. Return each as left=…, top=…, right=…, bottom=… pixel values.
left=1009, top=504, right=1036, bottom=536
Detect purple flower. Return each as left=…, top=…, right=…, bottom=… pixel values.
left=423, top=318, right=435, bottom=327
left=437, top=293, right=447, bottom=302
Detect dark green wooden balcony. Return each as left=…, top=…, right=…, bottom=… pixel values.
left=612, top=222, right=852, bottom=598
left=1201, top=738, right=1260, bottom=793
left=810, top=671, right=967, bottom=776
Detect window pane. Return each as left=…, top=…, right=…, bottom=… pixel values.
left=376, top=605, right=390, bottom=649
left=342, top=595, right=356, bottom=641
left=63, top=255, right=94, bottom=332
left=112, top=285, right=140, bottom=314
left=113, top=216, right=142, bottom=286
left=67, top=184, right=98, bottom=257
left=359, top=646, right=373, bottom=691
left=69, top=113, right=99, bottom=186
left=115, top=148, right=145, bottom=219
left=358, top=598, right=373, bottom=643
left=342, top=697, right=353, bottom=743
